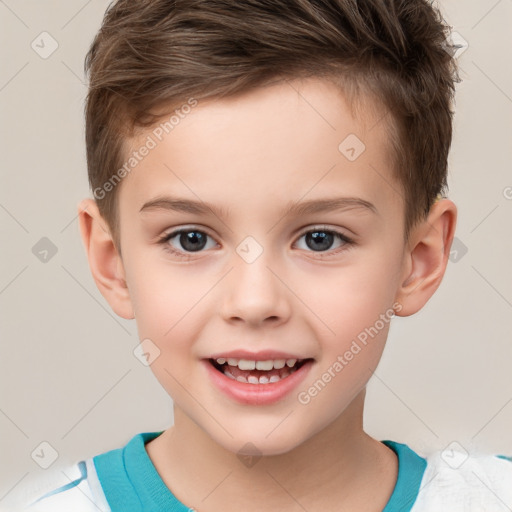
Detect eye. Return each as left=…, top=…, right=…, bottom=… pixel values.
left=157, top=227, right=217, bottom=259
left=157, top=225, right=354, bottom=260
left=294, top=226, right=354, bottom=256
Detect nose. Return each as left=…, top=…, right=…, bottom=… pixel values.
left=220, top=247, right=292, bottom=327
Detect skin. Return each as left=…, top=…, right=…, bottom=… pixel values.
left=78, top=77, right=457, bottom=511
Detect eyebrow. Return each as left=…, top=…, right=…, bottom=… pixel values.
left=139, top=195, right=378, bottom=218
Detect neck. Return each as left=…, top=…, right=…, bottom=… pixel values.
left=146, top=390, right=398, bottom=511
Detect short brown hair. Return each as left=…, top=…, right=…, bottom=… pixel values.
left=84, top=0, right=459, bottom=250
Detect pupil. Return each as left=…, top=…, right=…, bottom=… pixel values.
left=307, top=231, right=332, bottom=251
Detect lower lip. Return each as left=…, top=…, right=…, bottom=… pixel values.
left=203, top=359, right=314, bottom=405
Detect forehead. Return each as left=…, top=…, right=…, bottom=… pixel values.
left=118, top=77, right=401, bottom=223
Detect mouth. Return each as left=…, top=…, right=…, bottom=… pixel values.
left=208, top=357, right=313, bottom=385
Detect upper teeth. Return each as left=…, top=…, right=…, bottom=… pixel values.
left=215, top=358, right=298, bottom=370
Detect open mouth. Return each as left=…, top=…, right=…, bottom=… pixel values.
left=209, top=357, right=313, bottom=385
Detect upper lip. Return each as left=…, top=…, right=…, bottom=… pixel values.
left=207, top=350, right=312, bottom=361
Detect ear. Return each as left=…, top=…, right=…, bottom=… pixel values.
left=77, top=198, right=134, bottom=320
left=394, top=198, right=457, bottom=317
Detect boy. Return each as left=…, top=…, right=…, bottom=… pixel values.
left=17, top=0, right=512, bottom=510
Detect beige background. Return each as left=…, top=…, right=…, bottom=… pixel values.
left=1, top=0, right=511, bottom=507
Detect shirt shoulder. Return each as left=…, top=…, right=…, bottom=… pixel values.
left=411, top=448, right=512, bottom=511
left=10, top=458, right=110, bottom=512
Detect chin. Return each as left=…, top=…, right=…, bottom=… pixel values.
left=207, top=424, right=310, bottom=458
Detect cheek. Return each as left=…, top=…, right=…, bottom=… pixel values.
left=297, top=319, right=392, bottom=418
left=126, top=264, right=231, bottom=406
left=128, top=267, right=207, bottom=397
left=126, top=253, right=207, bottom=336
left=300, top=253, right=400, bottom=339
left=296, top=245, right=401, bottom=402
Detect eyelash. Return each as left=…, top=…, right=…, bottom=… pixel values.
left=157, top=226, right=355, bottom=260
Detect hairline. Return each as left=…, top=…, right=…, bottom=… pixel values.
left=106, top=74, right=414, bottom=258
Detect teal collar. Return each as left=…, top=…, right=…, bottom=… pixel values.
left=94, top=432, right=427, bottom=512
left=94, top=431, right=188, bottom=511
left=382, top=440, right=427, bottom=511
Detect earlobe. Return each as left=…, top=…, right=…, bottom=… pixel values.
left=395, top=199, right=457, bottom=317
left=77, top=198, right=135, bottom=320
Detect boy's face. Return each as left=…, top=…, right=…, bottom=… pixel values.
left=111, top=78, right=411, bottom=454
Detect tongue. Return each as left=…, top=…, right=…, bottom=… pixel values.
left=224, top=364, right=291, bottom=380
